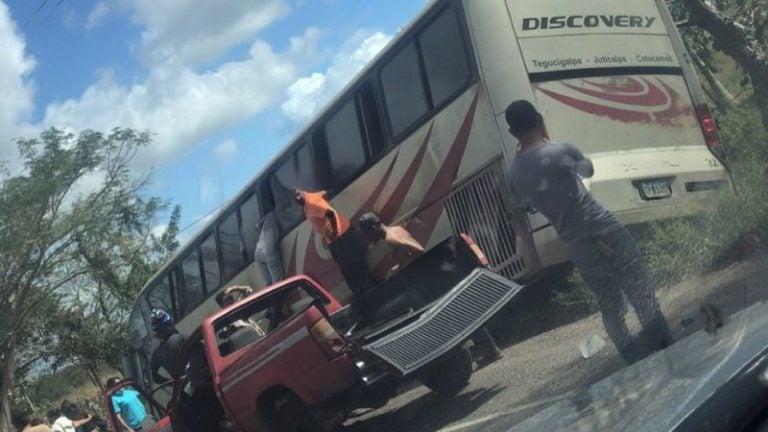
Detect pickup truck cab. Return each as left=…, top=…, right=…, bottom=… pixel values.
left=104, top=235, right=522, bottom=432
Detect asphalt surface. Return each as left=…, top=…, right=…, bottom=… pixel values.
left=341, top=249, right=768, bottom=432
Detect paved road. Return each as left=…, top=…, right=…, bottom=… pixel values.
left=341, top=250, right=768, bottom=432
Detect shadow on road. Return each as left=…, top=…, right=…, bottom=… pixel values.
left=341, top=385, right=505, bottom=432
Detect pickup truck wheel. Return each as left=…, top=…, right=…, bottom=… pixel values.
left=418, top=347, right=472, bottom=396
left=259, top=391, right=321, bottom=432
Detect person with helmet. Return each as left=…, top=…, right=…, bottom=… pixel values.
left=149, top=309, right=184, bottom=385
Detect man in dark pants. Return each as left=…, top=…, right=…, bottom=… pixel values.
left=294, top=189, right=374, bottom=295
left=503, top=100, right=674, bottom=363
left=149, top=309, right=184, bottom=385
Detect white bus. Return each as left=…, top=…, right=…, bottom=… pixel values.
left=123, top=0, right=729, bottom=391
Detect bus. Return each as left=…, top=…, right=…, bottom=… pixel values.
left=122, top=0, right=730, bottom=391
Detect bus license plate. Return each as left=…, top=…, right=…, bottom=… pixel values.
left=640, top=180, right=672, bottom=199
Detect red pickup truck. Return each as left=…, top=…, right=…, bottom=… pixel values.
left=103, top=235, right=521, bottom=432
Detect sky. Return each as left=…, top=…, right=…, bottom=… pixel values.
left=1, top=0, right=427, bottom=244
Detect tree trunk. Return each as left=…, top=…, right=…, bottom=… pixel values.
left=682, top=0, right=768, bottom=133
left=1, top=336, right=17, bottom=432
left=83, top=364, right=104, bottom=391
left=692, top=52, right=737, bottom=110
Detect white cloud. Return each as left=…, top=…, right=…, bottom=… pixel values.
left=86, top=2, right=111, bottom=30
left=42, top=40, right=296, bottom=171
left=199, top=176, right=219, bottom=204
left=126, top=0, right=291, bottom=68
left=281, top=30, right=392, bottom=124
left=214, top=139, right=238, bottom=162
left=0, top=1, right=35, bottom=165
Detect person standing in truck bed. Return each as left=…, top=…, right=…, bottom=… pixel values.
left=294, top=189, right=374, bottom=295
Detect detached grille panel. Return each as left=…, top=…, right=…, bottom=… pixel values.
left=363, top=269, right=521, bottom=375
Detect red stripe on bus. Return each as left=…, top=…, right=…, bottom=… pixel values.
left=377, top=123, right=434, bottom=223
left=352, top=151, right=400, bottom=220
left=561, top=78, right=669, bottom=106
left=411, top=89, right=481, bottom=245
left=536, top=85, right=652, bottom=123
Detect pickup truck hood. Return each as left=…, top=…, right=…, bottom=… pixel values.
left=361, top=268, right=522, bottom=375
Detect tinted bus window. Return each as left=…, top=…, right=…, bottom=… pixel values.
left=358, top=83, right=385, bottom=158
left=218, top=211, right=244, bottom=279
left=325, top=100, right=367, bottom=184
left=200, top=234, right=221, bottom=292
left=146, top=276, right=175, bottom=318
left=129, top=304, right=148, bottom=347
left=419, top=8, right=470, bottom=107
left=271, top=142, right=325, bottom=231
left=181, top=250, right=205, bottom=312
left=240, top=193, right=261, bottom=261
left=381, top=42, right=429, bottom=137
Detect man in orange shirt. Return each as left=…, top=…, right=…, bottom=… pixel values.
left=294, top=189, right=374, bottom=295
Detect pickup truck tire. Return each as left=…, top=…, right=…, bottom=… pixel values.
left=258, top=390, right=325, bottom=432
left=418, top=347, right=473, bottom=396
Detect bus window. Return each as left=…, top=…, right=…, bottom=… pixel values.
left=419, top=7, right=470, bottom=107
left=325, top=99, right=367, bottom=185
left=271, top=142, right=325, bottom=232
left=218, top=210, right=245, bottom=279
left=240, top=193, right=261, bottom=261
left=146, top=276, right=176, bottom=319
left=129, top=303, right=148, bottom=348
left=181, top=250, right=205, bottom=312
left=357, top=83, right=385, bottom=159
left=381, top=42, right=429, bottom=137
left=200, top=233, right=221, bottom=293
left=169, top=267, right=183, bottom=316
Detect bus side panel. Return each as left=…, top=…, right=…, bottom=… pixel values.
left=289, top=84, right=518, bottom=298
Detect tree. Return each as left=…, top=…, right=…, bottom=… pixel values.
left=48, top=203, right=182, bottom=390
left=671, top=0, right=768, bottom=130
left=0, top=128, right=165, bottom=431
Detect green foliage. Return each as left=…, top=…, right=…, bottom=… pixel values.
left=0, top=127, right=178, bottom=428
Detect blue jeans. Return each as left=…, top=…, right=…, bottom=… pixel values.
left=256, top=246, right=284, bottom=285
left=566, top=226, right=674, bottom=362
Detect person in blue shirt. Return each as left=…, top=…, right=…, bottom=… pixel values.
left=106, top=378, right=153, bottom=431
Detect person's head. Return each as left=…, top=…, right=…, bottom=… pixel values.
left=46, top=408, right=61, bottom=424
left=150, top=309, right=174, bottom=338
left=11, top=412, right=29, bottom=430
left=60, top=400, right=79, bottom=420
left=106, top=376, right=122, bottom=388
left=215, top=286, right=251, bottom=308
left=505, top=100, right=547, bottom=142
left=357, top=212, right=386, bottom=243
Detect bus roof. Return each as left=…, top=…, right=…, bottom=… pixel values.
left=136, top=0, right=444, bottom=301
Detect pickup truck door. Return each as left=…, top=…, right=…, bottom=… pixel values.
left=209, top=281, right=355, bottom=430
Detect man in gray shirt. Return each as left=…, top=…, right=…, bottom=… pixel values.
left=504, top=100, right=673, bottom=363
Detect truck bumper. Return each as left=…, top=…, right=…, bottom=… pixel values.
left=361, top=268, right=522, bottom=376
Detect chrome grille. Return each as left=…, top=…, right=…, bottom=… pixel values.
left=445, top=163, right=527, bottom=279
left=363, top=270, right=521, bottom=375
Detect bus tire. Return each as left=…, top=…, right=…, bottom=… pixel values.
left=257, top=389, right=324, bottom=432
left=418, top=347, right=472, bottom=396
